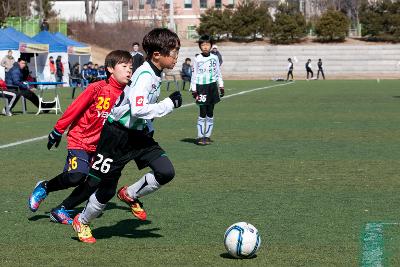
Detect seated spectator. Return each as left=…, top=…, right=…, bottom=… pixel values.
left=97, top=65, right=107, bottom=80
left=0, top=78, right=16, bottom=116
left=81, top=64, right=90, bottom=87
left=181, top=58, right=192, bottom=90
left=5, top=58, right=55, bottom=113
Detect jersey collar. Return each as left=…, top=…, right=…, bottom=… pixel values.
left=147, top=60, right=162, bottom=77
left=107, top=76, right=126, bottom=90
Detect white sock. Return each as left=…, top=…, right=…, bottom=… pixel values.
left=197, top=117, right=206, bottom=138
left=127, top=172, right=161, bottom=199
left=79, top=193, right=106, bottom=225
left=205, top=116, right=214, bottom=138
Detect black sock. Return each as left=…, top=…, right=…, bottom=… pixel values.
left=61, top=180, right=98, bottom=210
left=46, top=172, right=70, bottom=193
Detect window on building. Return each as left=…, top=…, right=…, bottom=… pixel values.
left=227, top=0, right=234, bottom=7
left=128, top=0, right=134, bottom=10
left=165, top=0, right=170, bottom=9
left=139, top=0, right=145, bottom=9
left=184, top=0, right=192, bottom=9
left=200, top=0, right=207, bottom=8
left=215, top=0, right=221, bottom=8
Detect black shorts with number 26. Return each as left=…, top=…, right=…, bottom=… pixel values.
left=89, top=120, right=165, bottom=182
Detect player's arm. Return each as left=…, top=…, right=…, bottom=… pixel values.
left=190, top=57, right=198, bottom=92
left=128, top=74, right=178, bottom=119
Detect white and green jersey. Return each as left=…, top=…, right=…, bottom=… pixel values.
left=190, top=53, right=223, bottom=92
left=108, top=61, right=174, bottom=130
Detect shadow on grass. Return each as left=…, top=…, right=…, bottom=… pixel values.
left=92, top=219, right=162, bottom=240
left=28, top=214, right=49, bottom=221
left=219, top=252, right=257, bottom=260
left=392, top=96, right=400, bottom=98
left=180, top=138, right=197, bottom=144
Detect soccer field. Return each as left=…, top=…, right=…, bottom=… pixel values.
left=1, top=79, right=400, bottom=266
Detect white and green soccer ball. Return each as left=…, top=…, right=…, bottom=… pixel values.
left=224, top=222, right=261, bottom=258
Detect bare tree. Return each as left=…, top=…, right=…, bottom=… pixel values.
left=85, top=0, right=100, bottom=29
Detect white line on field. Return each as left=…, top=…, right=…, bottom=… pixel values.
left=361, top=222, right=399, bottom=267
left=0, top=82, right=294, bottom=150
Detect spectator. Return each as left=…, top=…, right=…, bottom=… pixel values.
left=1, top=50, right=16, bottom=74
left=181, top=58, right=192, bottom=90
left=317, top=58, right=325, bottom=80
left=0, top=78, right=16, bottom=116
left=5, top=58, right=55, bottom=112
left=130, top=42, right=145, bottom=73
left=211, top=45, right=223, bottom=66
left=81, top=64, right=90, bottom=87
left=40, top=19, right=49, bottom=31
left=92, top=63, right=99, bottom=79
left=49, top=56, right=56, bottom=80
left=55, top=56, right=64, bottom=85
left=97, top=66, right=107, bottom=80
left=87, top=61, right=96, bottom=83
left=70, top=63, right=82, bottom=87
left=305, top=59, right=313, bottom=80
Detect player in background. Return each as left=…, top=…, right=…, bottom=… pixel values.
left=317, top=58, right=325, bottom=80
left=72, top=28, right=182, bottom=243
left=190, top=35, right=224, bottom=146
left=305, top=59, right=313, bottom=80
left=287, top=58, right=294, bottom=81
left=28, top=50, right=133, bottom=225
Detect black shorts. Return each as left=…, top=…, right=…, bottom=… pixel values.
left=196, top=82, right=220, bottom=106
left=63, top=149, right=94, bottom=174
left=89, top=121, right=165, bottom=181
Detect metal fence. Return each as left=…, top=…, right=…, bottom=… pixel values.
left=6, top=17, right=67, bottom=36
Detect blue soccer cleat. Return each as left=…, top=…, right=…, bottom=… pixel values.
left=50, top=206, right=73, bottom=225
left=28, top=181, right=47, bottom=212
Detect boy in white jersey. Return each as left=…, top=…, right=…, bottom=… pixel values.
left=72, top=28, right=182, bottom=243
left=190, top=35, right=224, bottom=145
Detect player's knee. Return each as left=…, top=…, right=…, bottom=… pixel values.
left=66, top=172, right=86, bottom=187
left=154, top=165, right=175, bottom=185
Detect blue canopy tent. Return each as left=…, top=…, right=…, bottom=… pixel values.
left=32, top=31, right=70, bottom=84
left=0, top=28, right=48, bottom=80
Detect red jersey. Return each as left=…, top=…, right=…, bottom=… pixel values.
left=54, top=76, right=125, bottom=152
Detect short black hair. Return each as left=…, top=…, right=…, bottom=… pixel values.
left=142, top=28, right=180, bottom=58
left=198, top=35, right=214, bottom=47
left=104, top=50, right=132, bottom=78
left=18, top=58, right=26, bottom=62
left=132, top=42, right=140, bottom=47
left=288, top=58, right=292, bottom=61
left=185, top=58, right=191, bottom=61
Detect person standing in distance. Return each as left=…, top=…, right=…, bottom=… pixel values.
left=317, top=58, right=325, bottom=80
left=131, top=42, right=145, bottom=73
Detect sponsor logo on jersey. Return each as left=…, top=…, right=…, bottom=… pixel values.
left=136, top=96, right=144, bottom=106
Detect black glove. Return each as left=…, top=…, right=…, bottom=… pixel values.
left=191, top=91, right=198, bottom=99
left=47, top=129, right=62, bottom=150
left=169, top=91, right=182, bottom=108
left=219, top=87, right=225, bottom=97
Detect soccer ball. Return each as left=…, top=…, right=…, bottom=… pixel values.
left=224, top=222, right=261, bottom=258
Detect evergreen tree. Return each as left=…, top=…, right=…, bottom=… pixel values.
left=231, top=1, right=272, bottom=40
left=270, top=3, right=307, bottom=44
left=315, top=9, right=350, bottom=42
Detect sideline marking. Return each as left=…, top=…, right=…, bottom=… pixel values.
left=361, top=222, right=399, bottom=267
left=0, top=82, right=294, bottom=150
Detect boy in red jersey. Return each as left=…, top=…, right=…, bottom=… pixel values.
left=28, top=50, right=133, bottom=225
